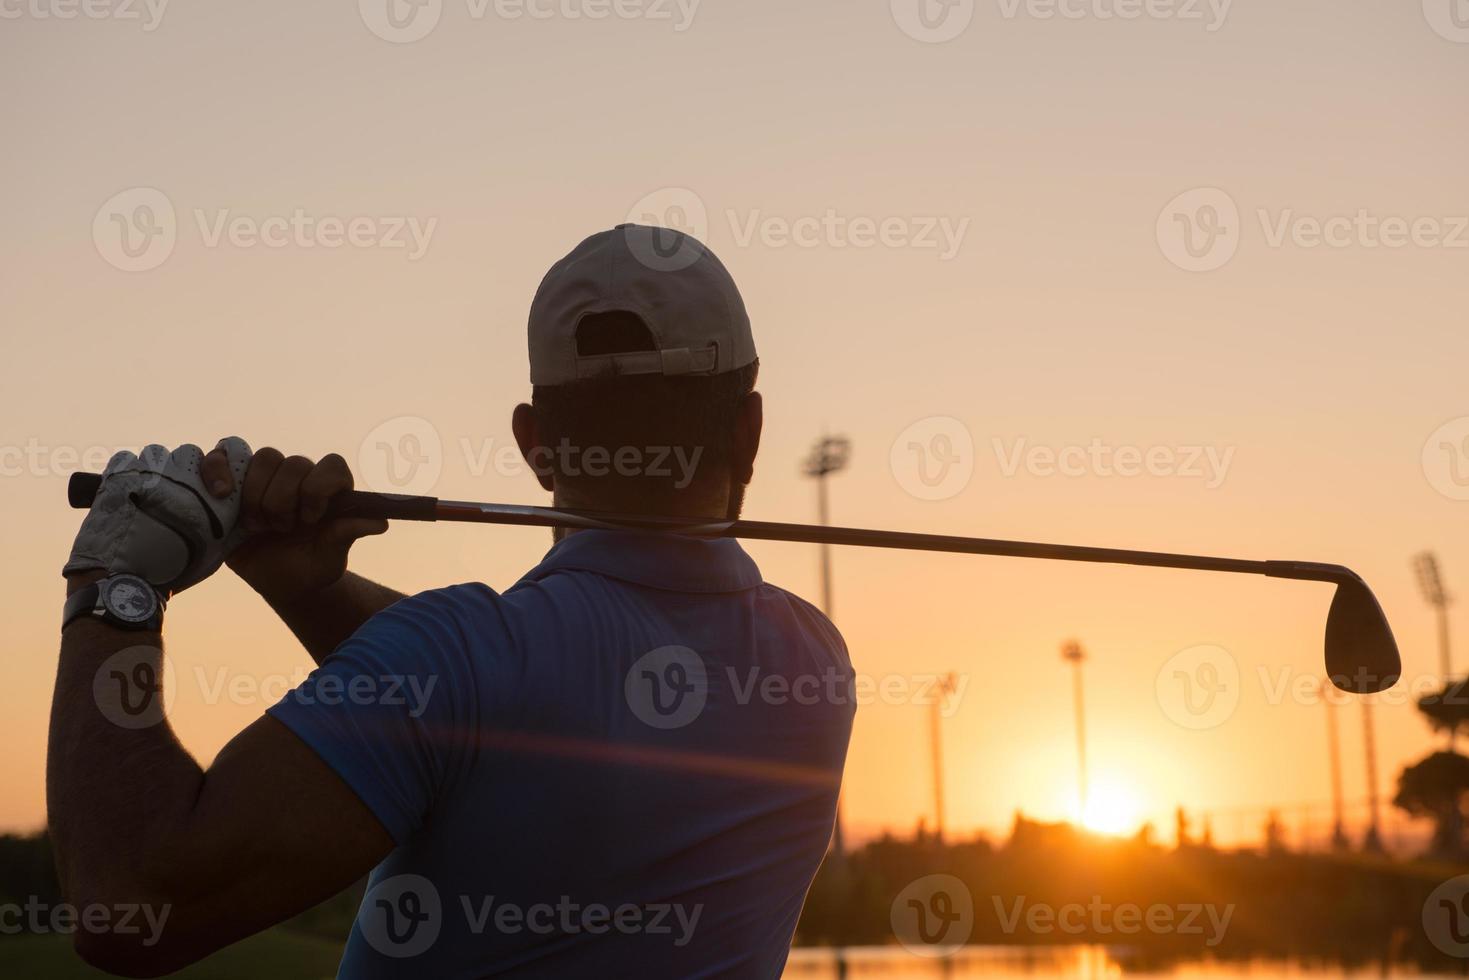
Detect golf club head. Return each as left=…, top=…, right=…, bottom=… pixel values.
left=1324, top=576, right=1401, bottom=694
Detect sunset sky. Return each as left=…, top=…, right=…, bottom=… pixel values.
left=3, top=2, right=1467, bottom=850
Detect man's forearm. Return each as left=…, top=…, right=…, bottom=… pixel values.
left=49, top=577, right=396, bottom=974
left=264, top=572, right=405, bottom=664
left=48, top=606, right=202, bottom=916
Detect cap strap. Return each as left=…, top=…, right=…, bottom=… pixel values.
left=574, top=345, right=718, bottom=379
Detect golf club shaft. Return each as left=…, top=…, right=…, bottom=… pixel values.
left=66, top=473, right=1355, bottom=587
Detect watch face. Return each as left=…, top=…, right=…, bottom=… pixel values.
left=103, top=576, right=157, bottom=624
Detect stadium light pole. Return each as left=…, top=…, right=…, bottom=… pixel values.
left=1415, top=552, right=1452, bottom=678
left=1062, top=640, right=1088, bottom=822
left=1415, top=552, right=1456, bottom=751
left=1318, top=677, right=1349, bottom=850
left=1361, top=696, right=1385, bottom=853
left=803, top=436, right=851, bottom=618
left=929, top=672, right=958, bottom=842
left=804, top=434, right=851, bottom=854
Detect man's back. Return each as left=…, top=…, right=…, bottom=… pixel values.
left=269, top=529, right=854, bottom=978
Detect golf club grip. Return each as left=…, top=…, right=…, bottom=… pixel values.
left=66, top=472, right=440, bottom=523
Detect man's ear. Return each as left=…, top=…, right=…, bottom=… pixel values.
left=512, top=403, right=555, bottom=492
left=731, top=391, right=763, bottom=487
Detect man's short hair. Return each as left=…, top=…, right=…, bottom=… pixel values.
left=531, top=312, right=758, bottom=513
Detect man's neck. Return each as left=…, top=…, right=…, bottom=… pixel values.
left=549, top=488, right=733, bottom=541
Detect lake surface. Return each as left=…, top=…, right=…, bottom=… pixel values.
left=781, top=947, right=1454, bottom=979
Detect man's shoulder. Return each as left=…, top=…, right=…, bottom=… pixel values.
left=388, top=581, right=503, bottom=620
left=357, top=582, right=516, bottom=654
left=753, top=581, right=851, bottom=666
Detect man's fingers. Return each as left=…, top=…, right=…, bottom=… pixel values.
left=322, top=518, right=390, bottom=548
left=240, top=449, right=362, bottom=533
left=260, top=456, right=314, bottom=533
left=202, top=445, right=236, bottom=498
left=240, top=448, right=285, bottom=532
left=299, top=454, right=353, bottom=526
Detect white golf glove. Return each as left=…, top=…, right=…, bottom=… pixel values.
left=64, top=438, right=253, bottom=595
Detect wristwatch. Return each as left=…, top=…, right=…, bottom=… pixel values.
left=62, top=574, right=166, bottom=632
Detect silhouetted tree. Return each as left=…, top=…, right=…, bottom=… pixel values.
left=1417, top=679, right=1469, bottom=736
left=1393, top=751, right=1469, bottom=856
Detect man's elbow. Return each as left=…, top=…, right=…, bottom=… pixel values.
left=65, top=885, right=202, bottom=978
left=71, top=925, right=197, bottom=978
left=73, top=929, right=188, bottom=978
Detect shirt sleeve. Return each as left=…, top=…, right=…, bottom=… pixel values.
left=265, top=586, right=493, bottom=844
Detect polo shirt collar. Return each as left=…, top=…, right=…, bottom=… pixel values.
left=522, top=529, right=763, bottom=594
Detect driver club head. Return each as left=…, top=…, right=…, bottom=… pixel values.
left=1325, top=576, right=1401, bottom=694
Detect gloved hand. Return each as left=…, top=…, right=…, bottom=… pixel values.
left=63, top=438, right=253, bottom=595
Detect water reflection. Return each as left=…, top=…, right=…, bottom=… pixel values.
left=782, top=946, right=1453, bottom=979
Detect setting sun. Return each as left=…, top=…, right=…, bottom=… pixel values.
left=1079, top=777, right=1142, bottom=836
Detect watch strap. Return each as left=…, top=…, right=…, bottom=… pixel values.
left=61, top=581, right=102, bottom=631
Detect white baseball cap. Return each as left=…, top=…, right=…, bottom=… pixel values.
left=528, top=224, right=757, bottom=386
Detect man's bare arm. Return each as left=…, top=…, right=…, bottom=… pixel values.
left=204, top=447, right=401, bottom=663
left=49, top=577, right=393, bottom=977
left=265, top=570, right=406, bottom=663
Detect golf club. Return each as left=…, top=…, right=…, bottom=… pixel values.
left=68, top=472, right=1401, bottom=695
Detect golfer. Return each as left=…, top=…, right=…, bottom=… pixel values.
left=49, top=225, right=856, bottom=978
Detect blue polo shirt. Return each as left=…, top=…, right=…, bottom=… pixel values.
left=268, top=529, right=854, bottom=979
